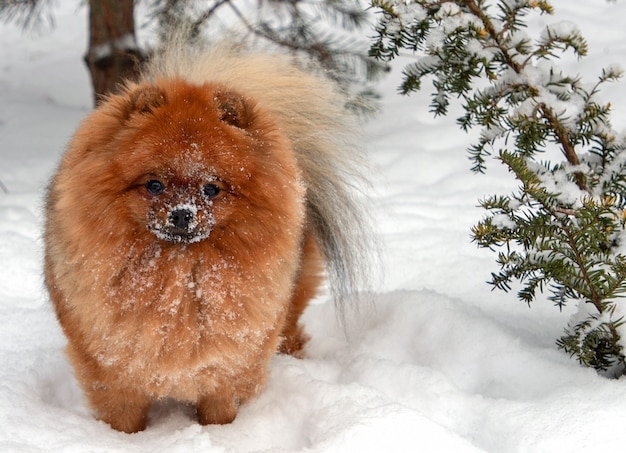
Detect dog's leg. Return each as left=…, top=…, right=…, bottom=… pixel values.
left=278, top=231, right=323, bottom=357
left=197, top=391, right=238, bottom=425
left=88, top=384, right=152, bottom=433
left=67, top=345, right=151, bottom=433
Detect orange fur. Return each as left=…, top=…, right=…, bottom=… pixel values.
left=44, top=78, right=324, bottom=433
left=278, top=232, right=324, bottom=357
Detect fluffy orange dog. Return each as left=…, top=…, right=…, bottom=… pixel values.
left=44, top=43, right=371, bottom=433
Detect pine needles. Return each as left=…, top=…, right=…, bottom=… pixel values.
left=370, top=0, right=626, bottom=376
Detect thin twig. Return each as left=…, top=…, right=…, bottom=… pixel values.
left=192, top=0, right=230, bottom=29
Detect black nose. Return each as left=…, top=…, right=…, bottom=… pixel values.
left=170, top=208, right=194, bottom=229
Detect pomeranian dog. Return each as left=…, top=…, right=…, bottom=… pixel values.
left=44, top=41, right=372, bottom=433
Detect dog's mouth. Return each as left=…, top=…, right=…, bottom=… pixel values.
left=148, top=204, right=213, bottom=244
left=148, top=225, right=211, bottom=244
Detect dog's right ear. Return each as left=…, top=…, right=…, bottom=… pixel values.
left=120, top=85, right=168, bottom=120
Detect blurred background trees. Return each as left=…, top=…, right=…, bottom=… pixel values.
left=85, top=0, right=141, bottom=105
left=1, top=0, right=383, bottom=109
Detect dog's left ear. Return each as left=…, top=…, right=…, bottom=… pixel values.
left=128, top=85, right=168, bottom=116
left=214, top=90, right=253, bottom=130
left=117, top=85, right=168, bottom=121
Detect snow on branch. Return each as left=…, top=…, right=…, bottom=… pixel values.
left=370, top=0, right=626, bottom=377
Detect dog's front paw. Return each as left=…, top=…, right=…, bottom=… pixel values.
left=197, top=392, right=238, bottom=425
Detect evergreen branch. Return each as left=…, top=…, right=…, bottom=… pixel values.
left=461, top=0, right=586, bottom=185
left=462, top=0, right=522, bottom=73
left=0, top=0, right=52, bottom=29
left=539, top=103, right=586, bottom=189
left=370, top=0, right=626, bottom=375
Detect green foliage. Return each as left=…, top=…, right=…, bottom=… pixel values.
left=370, top=0, right=626, bottom=376
left=557, top=314, right=625, bottom=373
left=0, top=0, right=53, bottom=29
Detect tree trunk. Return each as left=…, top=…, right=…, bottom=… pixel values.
left=85, top=0, right=144, bottom=106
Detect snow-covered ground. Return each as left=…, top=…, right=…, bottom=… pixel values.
left=2, top=1, right=626, bottom=452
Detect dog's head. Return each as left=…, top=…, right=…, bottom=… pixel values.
left=122, top=81, right=257, bottom=244
left=72, top=78, right=304, bottom=248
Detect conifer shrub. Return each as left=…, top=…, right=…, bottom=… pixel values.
left=370, top=0, right=626, bottom=376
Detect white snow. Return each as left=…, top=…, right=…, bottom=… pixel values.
left=91, top=33, right=139, bottom=60
left=3, top=1, right=626, bottom=452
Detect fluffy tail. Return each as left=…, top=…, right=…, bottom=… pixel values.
left=143, top=38, right=377, bottom=311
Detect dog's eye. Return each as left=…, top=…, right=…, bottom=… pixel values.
left=203, top=183, right=221, bottom=199
left=145, top=179, right=165, bottom=196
